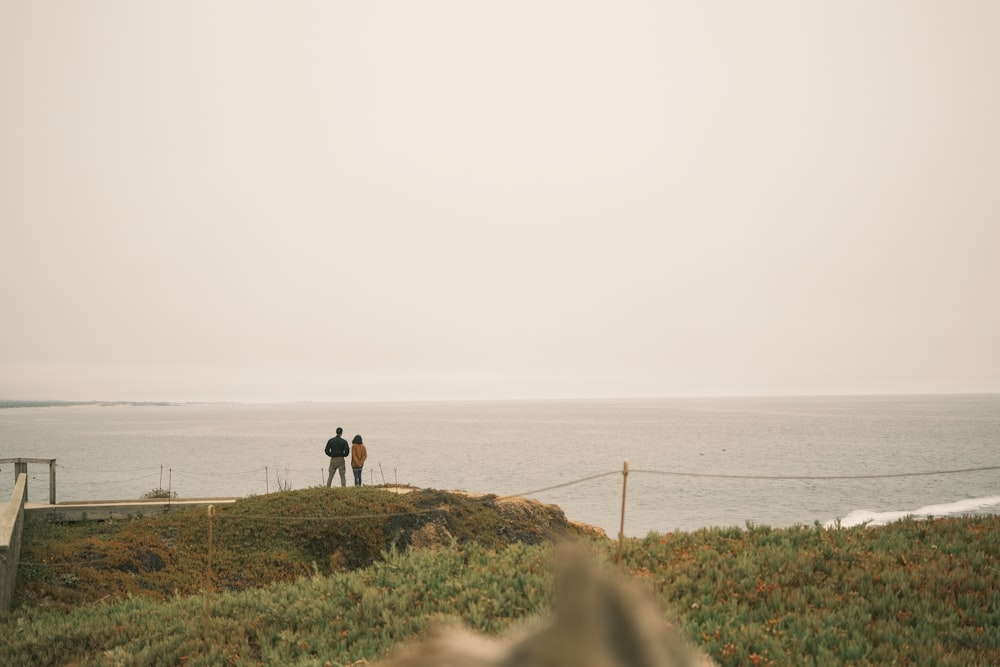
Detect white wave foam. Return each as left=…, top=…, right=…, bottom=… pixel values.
left=825, top=495, right=1000, bottom=528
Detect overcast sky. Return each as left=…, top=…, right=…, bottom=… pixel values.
left=2, top=2, right=998, bottom=403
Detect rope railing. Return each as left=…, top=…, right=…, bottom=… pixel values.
left=17, top=461, right=996, bottom=487
left=15, top=461, right=1000, bottom=575
left=172, top=468, right=277, bottom=479
left=4, top=462, right=999, bottom=508
left=62, top=464, right=162, bottom=475
left=627, top=464, right=1000, bottom=481
left=61, top=473, right=161, bottom=486
left=13, top=462, right=1000, bottom=527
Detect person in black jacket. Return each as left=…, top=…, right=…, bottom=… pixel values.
left=325, top=427, right=350, bottom=487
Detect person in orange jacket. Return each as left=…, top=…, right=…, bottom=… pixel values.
left=350, top=434, right=368, bottom=486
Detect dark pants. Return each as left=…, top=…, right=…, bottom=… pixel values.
left=352, top=467, right=363, bottom=486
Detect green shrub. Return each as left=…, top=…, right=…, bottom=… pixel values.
left=1, top=542, right=555, bottom=667
left=141, top=487, right=178, bottom=499
left=9, top=489, right=1000, bottom=667
left=620, top=516, right=1000, bottom=666
left=15, top=487, right=587, bottom=609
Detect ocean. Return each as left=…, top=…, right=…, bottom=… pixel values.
left=1, top=395, right=998, bottom=538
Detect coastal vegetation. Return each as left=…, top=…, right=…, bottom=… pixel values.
left=139, top=487, right=179, bottom=500
left=3, top=488, right=998, bottom=666
left=13, top=487, right=595, bottom=609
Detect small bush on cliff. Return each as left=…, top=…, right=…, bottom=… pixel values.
left=140, top=487, right=177, bottom=499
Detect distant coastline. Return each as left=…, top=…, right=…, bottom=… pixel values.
left=0, top=400, right=177, bottom=409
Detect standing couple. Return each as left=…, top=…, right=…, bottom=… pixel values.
left=325, top=427, right=368, bottom=487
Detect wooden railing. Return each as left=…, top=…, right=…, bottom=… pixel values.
left=0, top=458, right=57, bottom=505
left=0, top=473, right=27, bottom=614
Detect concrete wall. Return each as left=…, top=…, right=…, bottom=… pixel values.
left=0, top=473, right=27, bottom=615
left=24, top=498, right=237, bottom=523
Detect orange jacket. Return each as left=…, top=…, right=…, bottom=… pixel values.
left=351, top=442, right=368, bottom=469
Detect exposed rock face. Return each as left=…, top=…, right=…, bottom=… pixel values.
left=379, top=545, right=713, bottom=667
left=381, top=489, right=606, bottom=553
left=492, top=495, right=608, bottom=543
left=408, top=521, right=454, bottom=549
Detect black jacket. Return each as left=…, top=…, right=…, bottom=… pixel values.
left=325, top=435, right=350, bottom=458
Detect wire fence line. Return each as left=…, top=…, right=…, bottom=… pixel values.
left=41, top=461, right=1000, bottom=483
left=627, top=464, right=1000, bottom=482
left=65, top=464, right=162, bottom=475
left=17, top=464, right=998, bottom=502
left=6, top=463, right=331, bottom=497
left=7, top=464, right=1000, bottom=508
left=508, top=464, right=1000, bottom=497
left=21, top=472, right=161, bottom=487
left=6, top=462, right=1000, bottom=501
left=15, top=463, right=1000, bottom=516
left=505, top=471, right=622, bottom=498
left=13, top=463, right=323, bottom=477
left=13, top=462, right=1000, bottom=574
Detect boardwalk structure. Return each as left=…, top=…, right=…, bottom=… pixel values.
left=0, top=472, right=26, bottom=615
left=1, top=457, right=237, bottom=613
left=24, top=496, right=239, bottom=522
left=0, top=457, right=56, bottom=504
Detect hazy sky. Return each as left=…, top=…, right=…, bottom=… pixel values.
left=2, top=2, right=998, bottom=403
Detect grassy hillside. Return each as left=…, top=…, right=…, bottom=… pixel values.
left=4, top=488, right=999, bottom=666
left=14, top=486, right=600, bottom=609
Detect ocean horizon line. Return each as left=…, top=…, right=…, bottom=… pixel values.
left=3, top=391, right=999, bottom=409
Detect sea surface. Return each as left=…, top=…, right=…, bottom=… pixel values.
left=1, top=395, right=998, bottom=538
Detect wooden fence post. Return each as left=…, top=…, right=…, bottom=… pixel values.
left=616, top=460, right=629, bottom=568
left=204, top=505, right=215, bottom=642
left=49, top=459, right=56, bottom=505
